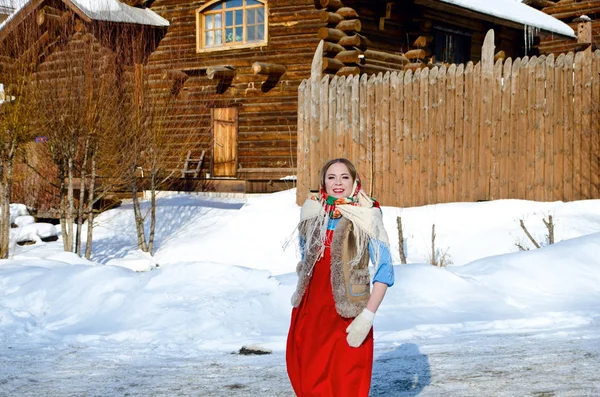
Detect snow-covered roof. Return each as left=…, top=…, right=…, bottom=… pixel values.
left=70, top=0, right=169, bottom=27
left=439, top=0, right=575, bottom=38
left=0, top=0, right=168, bottom=34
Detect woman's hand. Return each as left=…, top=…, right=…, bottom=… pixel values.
left=346, top=308, right=375, bottom=347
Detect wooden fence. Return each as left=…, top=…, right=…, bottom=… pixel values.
left=296, top=30, right=600, bottom=207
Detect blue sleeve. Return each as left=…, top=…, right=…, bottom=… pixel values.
left=369, top=239, right=395, bottom=287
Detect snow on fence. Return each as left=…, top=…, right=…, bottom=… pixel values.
left=296, top=30, right=600, bottom=207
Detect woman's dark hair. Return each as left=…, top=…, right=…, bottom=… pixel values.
left=318, top=158, right=358, bottom=190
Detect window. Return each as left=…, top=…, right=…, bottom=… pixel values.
left=433, top=26, right=471, bottom=65
left=197, top=0, right=267, bottom=52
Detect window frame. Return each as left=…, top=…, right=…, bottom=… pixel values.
left=196, top=0, right=268, bottom=53
left=432, top=25, right=472, bottom=65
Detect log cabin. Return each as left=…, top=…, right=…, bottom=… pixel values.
left=1, top=0, right=577, bottom=200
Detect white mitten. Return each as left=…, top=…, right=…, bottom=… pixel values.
left=346, top=308, right=375, bottom=348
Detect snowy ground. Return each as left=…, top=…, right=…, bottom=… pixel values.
left=1, top=189, right=600, bottom=396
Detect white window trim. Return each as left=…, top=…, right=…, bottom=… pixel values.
left=196, top=0, right=268, bottom=53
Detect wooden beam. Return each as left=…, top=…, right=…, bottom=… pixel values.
left=206, top=66, right=235, bottom=80
left=336, top=7, right=359, bottom=18
left=322, top=57, right=344, bottom=72
left=252, top=62, right=286, bottom=76
left=320, top=11, right=343, bottom=24
left=324, top=41, right=346, bottom=54
left=36, top=6, right=62, bottom=26
left=364, top=49, right=409, bottom=65
left=334, top=49, right=363, bottom=64
left=338, top=33, right=371, bottom=49
left=318, top=27, right=347, bottom=42
left=335, top=19, right=361, bottom=33
left=319, top=0, right=343, bottom=11
left=336, top=66, right=361, bottom=76
left=404, top=62, right=427, bottom=72
left=404, top=48, right=431, bottom=61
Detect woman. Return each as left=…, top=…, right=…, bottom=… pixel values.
left=286, top=158, right=395, bottom=396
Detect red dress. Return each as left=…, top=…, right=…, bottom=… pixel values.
left=286, top=229, right=374, bottom=397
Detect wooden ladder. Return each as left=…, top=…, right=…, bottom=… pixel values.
left=181, top=150, right=205, bottom=178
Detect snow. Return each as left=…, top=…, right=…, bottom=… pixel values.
left=1, top=190, right=599, bottom=395
left=439, top=0, right=575, bottom=38
left=0, top=0, right=168, bottom=32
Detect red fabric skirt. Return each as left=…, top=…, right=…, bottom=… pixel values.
left=286, top=230, right=373, bottom=397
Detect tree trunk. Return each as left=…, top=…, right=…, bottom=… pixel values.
left=131, top=164, right=148, bottom=252
left=85, top=141, right=98, bottom=260
left=0, top=143, right=13, bottom=259
left=76, top=135, right=90, bottom=256
left=65, top=155, right=75, bottom=252
left=148, top=170, right=156, bottom=256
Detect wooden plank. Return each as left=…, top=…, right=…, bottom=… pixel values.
left=592, top=50, right=600, bottom=199
left=390, top=71, right=402, bottom=207
left=336, top=75, right=346, bottom=157
left=381, top=72, right=391, bottom=205
left=374, top=73, right=384, bottom=198
left=357, top=74, right=368, bottom=183
left=344, top=74, right=354, bottom=161
left=453, top=64, right=465, bottom=203
left=411, top=69, right=421, bottom=207
left=428, top=66, right=439, bottom=205
left=463, top=62, right=474, bottom=202
left=296, top=80, right=308, bottom=201
left=480, top=30, right=494, bottom=201
left=488, top=58, right=502, bottom=200
left=365, top=73, right=376, bottom=196
left=544, top=54, right=555, bottom=202
left=526, top=56, right=537, bottom=201
left=321, top=74, right=331, bottom=162
left=350, top=74, right=360, bottom=172
left=437, top=65, right=448, bottom=204
left=581, top=47, right=593, bottom=199
left=419, top=68, right=430, bottom=205
left=573, top=51, right=584, bottom=200
left=446, top=64, right=457, bottom=203
left=553, top=54, right=565, bottom=201
left=473, top=62, right=482, bottom=201
left=534, top=55, right=547, bottom=201
left=328, top=75, right=338, bottom=161
left=563, top=52, right=575, bottom=201
left=499, top=57, right=512, bottom=200
left=403, top=69, right=414, bottom=208
left=310, top=41, right=324, bottom=191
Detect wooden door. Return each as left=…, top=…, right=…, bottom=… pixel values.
left=212, top=107, right=238, bottom=177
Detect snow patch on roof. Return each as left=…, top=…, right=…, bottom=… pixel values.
left=70, top=0, right=169, bottom=27
left=0, top=0, right=168, bottom=33
left=439, top=0, right=575, bottom=38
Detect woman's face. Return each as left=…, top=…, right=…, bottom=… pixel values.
left=324, top=162, right=354, bottom=198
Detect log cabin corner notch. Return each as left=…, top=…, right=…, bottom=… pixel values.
left=195, top=0, right=268, bottom=53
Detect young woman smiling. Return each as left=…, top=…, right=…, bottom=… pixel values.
left=286, top=158, right=395, bottom=397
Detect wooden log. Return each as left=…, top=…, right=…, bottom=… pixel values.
left=336, top=66, right=361, bottom=76
left=524, top=0, right=557, bottom=9
left=318, top=27, right=347, bottom=42
left=364, top=49, right=409, bottom=65
left=324, top=41, right=346, bottom=54
left=335, top=19, right=361, bottom=33
left=320, top=11, right=344, bottom=24
left=359, top=63, right=397, bottom=75
left=404, top=62, right=427, bottom=72
left=338, top=34, right=371, bottom=49
left=412, top=35, right=433, bottom=48
left=252, top=62, right=286, bottom=76
left=322, top=57, right=344, bottom=72
left=37, top=6, right=62, bottom=26
left=336, top=7, right=359, bottom=18
left=404, top=48, right=432, bottom=61
left=334, top=49, right=363, bottom=64
left=206, top=66, right=235, bottom=80
left=319, top=0, right=344, bottom=11
left=162, top=69, right=189, bottom=84
left=494, top=50, right=506, bottom=62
